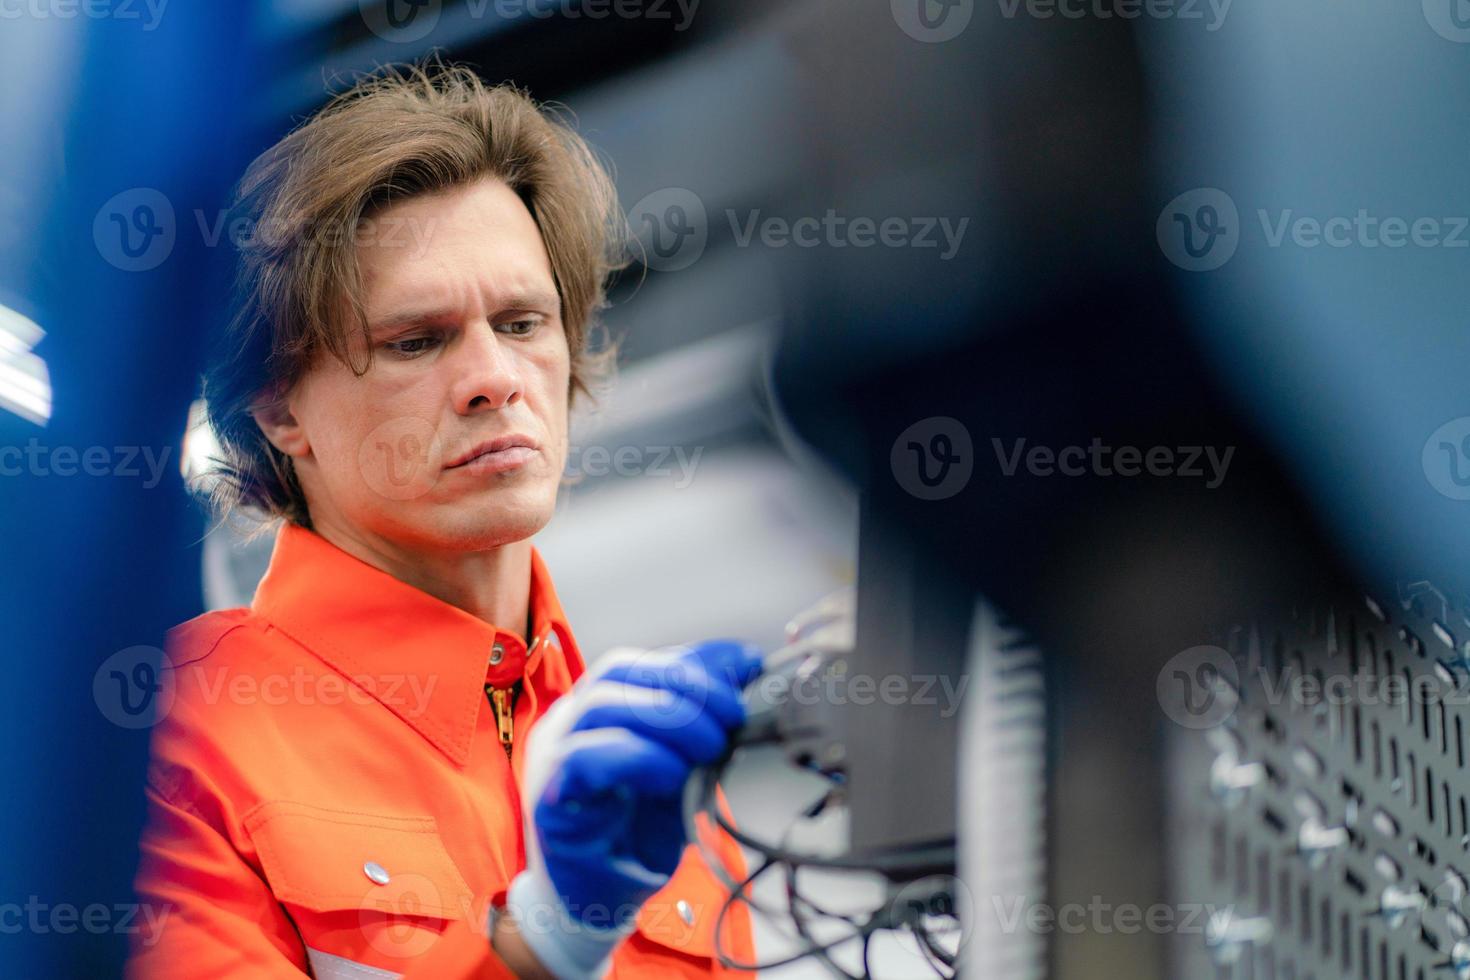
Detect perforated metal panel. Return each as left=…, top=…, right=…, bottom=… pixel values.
left=1168, top=585, right=1470, bottom=980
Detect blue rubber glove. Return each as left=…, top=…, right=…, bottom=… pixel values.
left=505, top=639, right=763, bottom=979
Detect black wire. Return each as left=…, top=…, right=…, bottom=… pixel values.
left=703, top=768, right=884, bottom=974
left=784, top=791, right=868, bottom=931
left=792, top=885, right=861, bottom=926
left=711, top=778, right=954, bottom=872
left=913, top=917, right=958, bottom=978
left=914, top=927, right=946, bottom=977
left=786, top=861, right=865, bottom=980
left=695, top=751, right=956, bottom=977
left=926, top=927, right=958, bottom=969
left=712, top=853, right=882, bottom=973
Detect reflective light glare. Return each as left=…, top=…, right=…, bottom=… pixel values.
left=181, top=398, right=224, bottom=489
left=0, top=304, right=51, bottom=425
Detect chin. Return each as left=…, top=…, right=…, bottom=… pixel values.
left=405, top=496, right=555, bottom=552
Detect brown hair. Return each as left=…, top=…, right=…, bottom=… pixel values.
left=202, top=58, right=627, bottom=527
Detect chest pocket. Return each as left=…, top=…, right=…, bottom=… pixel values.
left=244, top=801, right=483, bottom=971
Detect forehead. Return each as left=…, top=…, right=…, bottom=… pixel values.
left=355, top=177, right=558, bottom=314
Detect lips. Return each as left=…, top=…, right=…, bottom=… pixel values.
left=445, top=435, right=539, bottom=469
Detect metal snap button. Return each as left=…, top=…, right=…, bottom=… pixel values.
left=363, top=861, right=391, bottom=886
left=676, top=899, right=693, bottom=925
left=490, top=642, right=504, bottom=666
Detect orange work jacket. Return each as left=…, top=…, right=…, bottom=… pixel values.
left=127, top=522, right=754, bottom=978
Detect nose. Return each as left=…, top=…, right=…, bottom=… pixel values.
left=449, top=322, right=523, bottom=415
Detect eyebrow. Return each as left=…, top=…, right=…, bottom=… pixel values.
left=368, top=292, right=561, bottom=333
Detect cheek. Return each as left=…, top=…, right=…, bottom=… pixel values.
left=532, top=344, right=571, bottom=425
left=303, top=372, right=447, bottom=502
left=535, top=378, right=571, bottom=478
left=351, top=382, right=451, bottom=503
left=355, top=415, right=446, bottom=503
left=299, top=377, right=366, bottom=466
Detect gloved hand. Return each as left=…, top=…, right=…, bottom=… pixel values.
left=505, top=639, right=763, bottom=979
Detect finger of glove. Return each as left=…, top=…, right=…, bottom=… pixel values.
left=601, top=644, right=760, bottom=731
left=682, top=639, right=765, bottom=691
left=599, top=659, right=747, bottom=733
left=570, top=683, right=730, bottom=766
left=544, top=728, right=691, bottom=806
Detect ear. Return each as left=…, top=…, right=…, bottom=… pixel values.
left=250, top=387, right=310, bottom=458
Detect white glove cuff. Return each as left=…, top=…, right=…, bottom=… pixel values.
left=505, top=869, right=637, bottom=980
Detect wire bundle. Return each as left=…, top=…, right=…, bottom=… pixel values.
left=683, top=737, right=962, bottom=977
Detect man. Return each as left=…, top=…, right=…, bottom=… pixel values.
left=128, top=62, right=758, bottom=979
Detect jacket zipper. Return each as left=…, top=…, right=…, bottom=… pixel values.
left=487, top=684, right=516, bottom=760
left=486, top=634, right=541, bottom=762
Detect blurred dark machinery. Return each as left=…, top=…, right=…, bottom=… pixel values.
left=766, top=2, right=1470, bottom=979
left=768, top=2, right=1339, bottom=976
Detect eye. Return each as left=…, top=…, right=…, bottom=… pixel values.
left=384, top=335, right=440, bottom=358
left=498, top=319, right=539, bottom=337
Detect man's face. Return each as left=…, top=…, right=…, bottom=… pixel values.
left=273, top=177, right=570, bottom=553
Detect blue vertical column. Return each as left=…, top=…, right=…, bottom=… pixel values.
left=0, top=3, right=268, bottom=973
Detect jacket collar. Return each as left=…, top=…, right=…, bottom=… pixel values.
left=251, top=523, right=583, bottom=767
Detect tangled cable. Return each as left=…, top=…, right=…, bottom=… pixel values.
left=682, top=726, right=962, bottom=977
left=680, top=588, right=965, bottom=976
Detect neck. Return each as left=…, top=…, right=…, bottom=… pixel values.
left=308, top=518, right=533, bottom=640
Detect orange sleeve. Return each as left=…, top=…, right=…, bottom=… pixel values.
left=127, top=782, right=310, bottom=978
